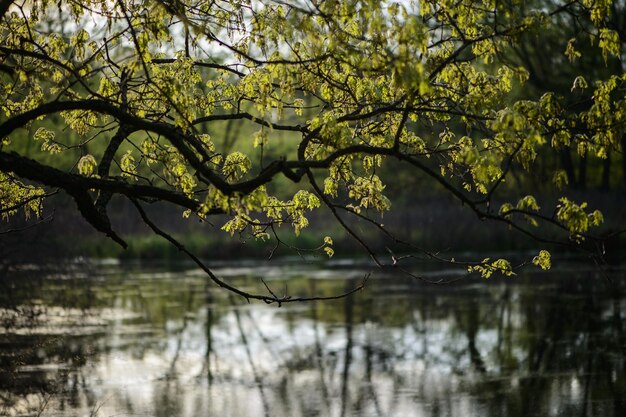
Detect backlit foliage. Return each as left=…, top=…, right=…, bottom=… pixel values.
left=0, top=172, right=44, bottom=220
left=0, top=0, right=622, bottom=290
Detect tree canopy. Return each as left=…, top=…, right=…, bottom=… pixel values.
left=0, top=0, right=624, bottom=302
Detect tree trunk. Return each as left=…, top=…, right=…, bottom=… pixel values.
left=622, top=136, right=626, bottom=189
left=577, top=151, right=587, bottom=190
left=559, top=149, right=576, bottom=187
left=601, top=150, right=611, bottom=191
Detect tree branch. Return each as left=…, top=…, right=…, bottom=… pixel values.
left=0, top=0, right=14, bottom=20
left=131, top=198, right=368, bottom=305
left=193, top=112, right=305, bottom=132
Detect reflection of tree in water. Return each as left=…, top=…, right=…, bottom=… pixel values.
left=230, top=295, right=271, bottom=417
left=1, top=266, right=626, bottom=416
left=0, top=268, right=105, bottom=416
left=269, top=272, right=626, bottom=417
left=462, top=275, right=626, bottom=417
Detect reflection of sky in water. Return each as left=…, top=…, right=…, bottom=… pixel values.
left=1, top=263, right=625, bottom=417
left=80, top=310, right=485, bottom=416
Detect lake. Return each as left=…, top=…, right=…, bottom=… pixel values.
left=1, top=258, right=625, bottom=417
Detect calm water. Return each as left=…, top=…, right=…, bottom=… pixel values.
left=0, top=259, right=625, bottom=417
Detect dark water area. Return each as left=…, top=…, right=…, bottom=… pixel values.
left=0, top=259, right=625, bottom=417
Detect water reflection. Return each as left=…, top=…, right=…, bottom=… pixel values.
left=0, top=261, right=625, bottom=417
